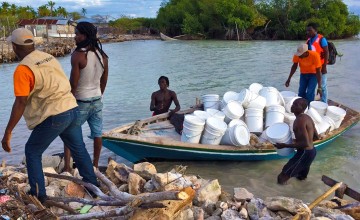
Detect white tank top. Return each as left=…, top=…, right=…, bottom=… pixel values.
left=75, top=50, right=104, bottom=100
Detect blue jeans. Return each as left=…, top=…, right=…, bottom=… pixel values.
left=76, top=96, right=103, bottom=138
left=25, top=107, right=98, bottom=199
left=298, top=74, right=318, bottom=103
left=321, top=74, right=327, bottom=103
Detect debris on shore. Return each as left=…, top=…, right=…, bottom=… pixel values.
left=0, top=34, right=159, bottom=64
left=0, top=156, right=358, bottom=220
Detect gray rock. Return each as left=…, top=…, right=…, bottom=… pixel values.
left=234, top=188, right=254, bottom=202
left=221, top=209, right=243, bottom=220
left=247, top=201, right=260, bottom=220
left=264, top=196, right=305, bottom=215
left=205, top=216, right=221, bottom=220
left=193, top=206, right=205, bottom=220
left=194, top=179, right=222, bottom=206
left=312, top=207, right=354, bottom=220
left=133, top=162, right=157, bottom=180
left=152, top=172, right=192, bottom=191
left=144, top=179, right=156, bottom=192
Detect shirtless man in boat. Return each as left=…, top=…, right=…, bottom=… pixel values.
left=150, top=76, right=180, bottom=116
left=274, top=98, right=320, bottom=185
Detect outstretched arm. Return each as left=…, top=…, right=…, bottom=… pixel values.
left=275, top=120, right=312, bottom=150
left=285, top=63, right=298, bottom=87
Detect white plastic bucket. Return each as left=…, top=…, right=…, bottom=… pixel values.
left=285, top=96, right=301, bottom=113
left=245, top=108, right=264, bottom=133
left=265, top=105, right=285, bottom=128
left=310, top=101, right=328, bottom=116
left=202, top=94, right=220, bottom=111
left=228, top=119, right=244, bottom=128
left=201, top=117, right=227, bottom=145
left=238, top=88, right=257, bottom=108
left=306, top=107, right=323, bottom=124
left=221, top=91, right=239, bottom=108
left=222, top=100, right=244, bottom=123
left=181, top=115, right=205, bottom=143
left=259, top=87, right=284, bottom=107
left=326, top=106, right=346, bottom=129
left=206, top=109, right=226, bottom=121
left=221, top=121, right=250, bottom=146
left=280, top=91, right=297, bottom=105
left=317, top=117, right=331, bottom=134
left=266, top=123, right=294, bottom=156
left=249, top=83, right=263, bottom=94
left=193, top=110, right=209, bottom=122
left=323, top=116, right=336, bottom=131
left=246, top=94, right=267, bottom=110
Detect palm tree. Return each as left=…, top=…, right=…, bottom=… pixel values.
left=1, top=2, right=10, bottom=14
left=38, top=5, right=50, bottom=17
left=56, top=6, right=68, bottom=18
left=47, top=1, right=55, bottom=16
left=81, top=7, right=87, bottom=17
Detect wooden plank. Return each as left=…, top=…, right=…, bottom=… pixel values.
left=322, top=175, right=360, bottom=201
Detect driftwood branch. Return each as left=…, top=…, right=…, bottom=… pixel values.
left=44, top=172, right=112, bottom=201
left=59, top=205, right=134, bottom=220
left=94, top=169, right=134, bottom=201
left=44, top=200, right=78, bottom=214
left=48, top=196, right=167, bottom=209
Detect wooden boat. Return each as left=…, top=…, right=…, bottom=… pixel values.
left=102, top=100, right=360, bottom=163
left=160, top=32, right=177, bottom=41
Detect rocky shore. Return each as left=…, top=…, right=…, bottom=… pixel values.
left=0, top=155, right=358, bottom=220
left=0, top=34, right=159, bottom=64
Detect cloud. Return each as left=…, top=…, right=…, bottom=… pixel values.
left=4, top=0, right=163, bottom=18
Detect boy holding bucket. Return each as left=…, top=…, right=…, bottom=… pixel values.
left=275, top=98, right=320, bottom=184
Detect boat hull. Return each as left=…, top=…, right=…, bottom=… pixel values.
left=103, top=122, right=357, bottom=163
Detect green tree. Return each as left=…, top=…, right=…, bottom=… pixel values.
left=47, top=1, right=55, bottom=16
left=38, top=5, right=50, bottom=17
left=69, top=11, right=82, bottom=20
left=56, top=6, right=67, bottom=18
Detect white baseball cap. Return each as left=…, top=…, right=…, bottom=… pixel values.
left=7, top=28, right=34, bottom=45
left=294, top=44, right=308, bottom=56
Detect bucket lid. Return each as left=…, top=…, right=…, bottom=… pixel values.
left=327, top=106, right=346, bottom=117
left=224, top=101, right=244, bottom=117
left=206, top=108, right=225, bottom=118
left=228, top=119, right=246, bottom=128
left=233, top=124, right=250, bottom=145
left=307, top=107, right=323, bottom=124
left=238, top=88, right=250, bottom=103
left=249, top=83, right=263, bottom=94
left=310, top=101, right=328, bottom=110
left=266, top=123, right=290, bottom=141
left=184, top=115, right=205, bottom=126
left=193, top=110, right=209, bottom=121
left=206, top=117, right=227, bottom=132
left=223, top=91, right=239, bottom=104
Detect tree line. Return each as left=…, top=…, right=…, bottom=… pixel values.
left=156, top=0, right=360, bottom=40
left=1, top=0, right=359, bottom=40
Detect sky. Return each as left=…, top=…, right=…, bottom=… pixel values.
left=2, top=0, right=360, bottom=19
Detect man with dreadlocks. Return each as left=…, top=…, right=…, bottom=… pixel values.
left=64, top=22, right=109, bottom=172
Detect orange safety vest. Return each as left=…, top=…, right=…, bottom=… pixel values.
left=307, top=34, right=325, bottom=64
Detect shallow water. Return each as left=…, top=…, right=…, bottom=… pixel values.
left=0, top=39, right=359, bottom=202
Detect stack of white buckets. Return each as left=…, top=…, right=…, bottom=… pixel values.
left=180, top=83, right=347, bottom=157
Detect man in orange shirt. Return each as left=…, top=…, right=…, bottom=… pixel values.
left=285, top=44, right=322, bottom=103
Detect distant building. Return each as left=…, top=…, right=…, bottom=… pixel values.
left=18, top=17, right=75, bottom=38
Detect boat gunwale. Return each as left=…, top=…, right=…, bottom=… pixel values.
left=102, top=100, right=360, bottom=153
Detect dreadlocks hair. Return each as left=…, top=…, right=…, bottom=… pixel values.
left=75, top=21, right=108, bottom=69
